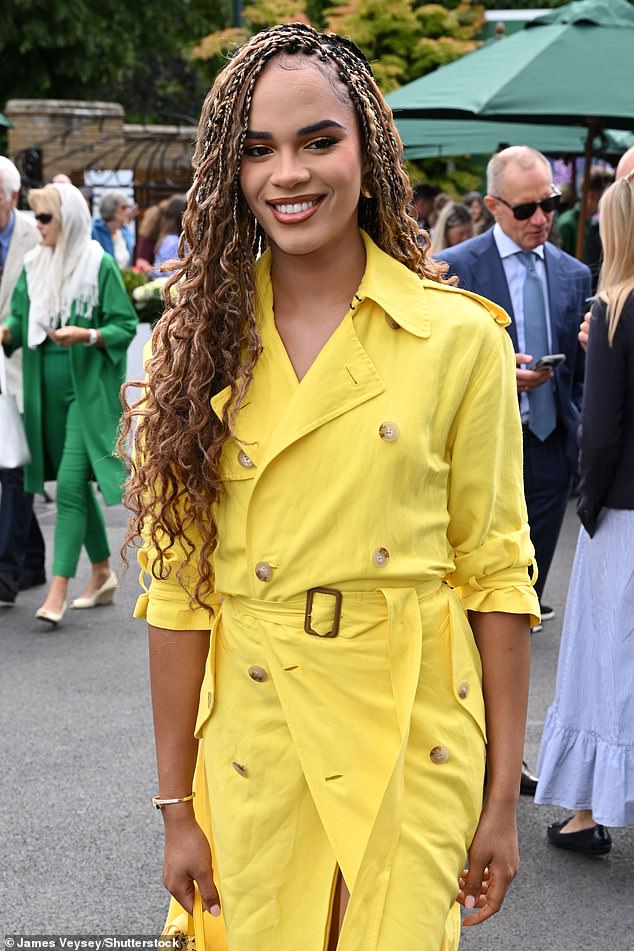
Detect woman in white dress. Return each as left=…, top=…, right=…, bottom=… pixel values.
left=535, top=171, right=634, bottom=855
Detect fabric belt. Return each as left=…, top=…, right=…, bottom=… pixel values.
left=229, top=579, right=442, bottom=638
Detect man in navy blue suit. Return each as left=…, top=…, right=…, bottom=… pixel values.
left=440, top=147, right=591, bottom=792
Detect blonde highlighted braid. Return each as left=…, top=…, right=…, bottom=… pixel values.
left=120, top=22, right=448, bottom=608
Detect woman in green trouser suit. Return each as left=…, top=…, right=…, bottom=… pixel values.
left=0, top=183, right=137, bottom=624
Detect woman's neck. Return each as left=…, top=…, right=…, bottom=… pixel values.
left=107, top=220, right=119, bottom=236
left=270, top=228, right=366, bottom=324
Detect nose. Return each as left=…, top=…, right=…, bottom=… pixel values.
left=530, top=205, right=549, bottom=227
left=269, top=148, right=311, bottom=189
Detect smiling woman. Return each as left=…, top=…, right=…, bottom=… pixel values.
left=121, top=22, right=538, bottom=951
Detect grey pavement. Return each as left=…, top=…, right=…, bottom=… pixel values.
left=1, top=495, right=633, bottom=947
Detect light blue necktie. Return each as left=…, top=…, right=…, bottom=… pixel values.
left=518, top=251, right=556, bottom=441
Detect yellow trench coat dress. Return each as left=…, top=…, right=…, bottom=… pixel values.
left=135, top=232, right=540, bottom=951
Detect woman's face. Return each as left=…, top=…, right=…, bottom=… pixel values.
left=114, top=199, right=131, bottom=228
left=239, top=57, right=364, bottom=260
left=447, top=222, right=472, bottom=247
left=35, top=211, right=60, bottom=247
left=466, top=199, right=482, bottom=222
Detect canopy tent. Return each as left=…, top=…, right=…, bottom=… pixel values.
left=388, top=0, right=634, bottom=255
left=396, top=118, right=634, bottom=161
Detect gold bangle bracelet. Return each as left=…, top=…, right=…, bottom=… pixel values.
left=152, top=792, right=195, bottom=810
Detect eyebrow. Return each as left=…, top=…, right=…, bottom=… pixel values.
left=245, top=119, right=347, bottom=140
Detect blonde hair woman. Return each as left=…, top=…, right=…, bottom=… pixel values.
left=122, top=23, right=538, bottom=950
left=0, top=183, right=137, bottom=624
left=535, top=170, right=634, bottom=854
left=430, top=201, right=473, bottom=255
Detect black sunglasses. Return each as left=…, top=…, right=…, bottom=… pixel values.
left=35, top=213, right=54, bottom=224
left=493, top=190, right=561, bottom=221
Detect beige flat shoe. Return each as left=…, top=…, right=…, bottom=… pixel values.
left=35, top=601, right=67, bottom=626
left=70, top=570, right=118, bottom=609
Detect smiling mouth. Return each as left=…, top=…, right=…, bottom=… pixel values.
left=268, top=197, right=323, bottom=220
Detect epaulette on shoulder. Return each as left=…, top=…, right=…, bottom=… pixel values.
left=421, top=279, right=510, bottom=327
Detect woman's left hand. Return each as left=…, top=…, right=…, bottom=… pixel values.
left=456, top=800, right=519, bottom=927
left=48, top=326, right=90, bottom=347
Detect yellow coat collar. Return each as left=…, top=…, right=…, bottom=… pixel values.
left=254, top=229, right=432, bottom=339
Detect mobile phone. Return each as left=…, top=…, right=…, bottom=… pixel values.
left=529, top=353, right=566, bottom=371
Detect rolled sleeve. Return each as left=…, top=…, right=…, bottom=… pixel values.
left=445, top=318, right=540, bottom=627
left=133, top=526, right=216, bottom=631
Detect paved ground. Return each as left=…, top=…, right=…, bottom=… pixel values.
left=1, top=494, right=633, bottom=948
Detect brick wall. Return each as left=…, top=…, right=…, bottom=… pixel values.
left=4, top=99, right=194, bottom=206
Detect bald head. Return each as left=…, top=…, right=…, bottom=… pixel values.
left=616, top=146, right=634, bottom=181
left=486, top=146, right=551, bottom=197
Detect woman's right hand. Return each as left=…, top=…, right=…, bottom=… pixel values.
left=578, top=311, right=591, bottom=352
left=162, top=810, right=221, bottom=917
left=0, top=324, right=11, bottom=346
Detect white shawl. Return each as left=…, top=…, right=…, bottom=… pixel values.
left=25, top=183, right=104, bottom=349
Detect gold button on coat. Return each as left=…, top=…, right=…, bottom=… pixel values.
left=379, top=422, right=400, bottom=442
left=429, top=745, right=450, bottom=764
left=372, top=547, right=390, bottom=568
left=248, top=665, right=268, bottom=683
left=237, top=449, right=255, bottom=468
left=458, top=682, right=469, bottom=699
left=255, top=561, right=273, bottom=582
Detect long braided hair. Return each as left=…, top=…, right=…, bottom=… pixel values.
left=120, top=22, right=448, bottom=608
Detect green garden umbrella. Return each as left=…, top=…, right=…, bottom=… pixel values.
left=397, top=118, right=634, bottom=160
left=388, top=0, right=634, bottom=255
left=0, top=113, right=12, bottom=128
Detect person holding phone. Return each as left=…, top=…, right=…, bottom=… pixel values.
left=123, top=24, right=539, bottom=950
left=535, top=170, right=634, bottom=854
left=439, top=148, right=590, bottom=627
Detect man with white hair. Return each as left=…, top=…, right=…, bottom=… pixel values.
left=440, top=147, right=591, bottom=795
left=0, top=155, right=44, bottom=604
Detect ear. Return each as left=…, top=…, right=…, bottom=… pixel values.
left=360, top=169, right=373, bottom=200
left=484, top=194, right=498, bottom=218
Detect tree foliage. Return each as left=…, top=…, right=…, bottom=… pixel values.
left=4, top=0, right=603, bottom=124
left=193, top=0, right=485, bottom=94
left=0, top=0, right=225, bottom=121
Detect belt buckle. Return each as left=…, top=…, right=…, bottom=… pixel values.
left=304, top=586, right=342, bottom=638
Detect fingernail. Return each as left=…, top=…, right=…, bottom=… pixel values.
left=210, top=904, right=221, bottom=918
left=465, top=895, right=476, bottom=910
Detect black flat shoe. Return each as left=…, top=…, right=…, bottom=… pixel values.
left=0, top=573, right=17, bottom=604
left=547, top=818, right=612, bottom=856
left=520, top=761, right=539, bottom=796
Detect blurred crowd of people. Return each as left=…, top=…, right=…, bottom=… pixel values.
left=0, top=165, right=191, bottom=628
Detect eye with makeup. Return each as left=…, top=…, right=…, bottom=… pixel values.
left=305, top=136, right=339, bottom=151
left=243, top=135, right=340, bottom=158
left=243, top=143, right=273, bottom=158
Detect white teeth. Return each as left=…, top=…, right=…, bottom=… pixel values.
left=275, top=200, right=317, bottom=214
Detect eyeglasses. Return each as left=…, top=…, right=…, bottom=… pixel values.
left=34, top=213, right=54, bottom=224
left=493, top=189, right=561, bottom=221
